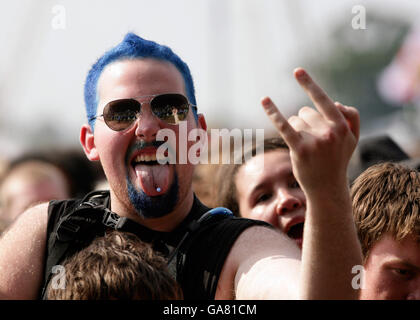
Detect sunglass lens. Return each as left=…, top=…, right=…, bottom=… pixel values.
left=151, top=94, right=190, bottom=124
left=104, top=99, right=140, bottom=131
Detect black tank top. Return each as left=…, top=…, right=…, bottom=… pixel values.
left=42, top=190, right=271, bottom=299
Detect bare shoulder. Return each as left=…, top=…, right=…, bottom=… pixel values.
left=216, top=225, right=301, bottom=299
left=0, top=202, right=49, bottom=299
left=1, top=202, right=49, bottom=239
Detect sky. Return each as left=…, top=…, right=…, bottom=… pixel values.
left=1, top=0, right=419, bottom=159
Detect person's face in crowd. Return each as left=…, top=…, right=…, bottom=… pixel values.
left=361, top=233, right=420, bottom=300
left=0, top=164, right=70, bottom=223
left=82, top=58, right=205, bottom=219
left=235, top=149, right=306, bottom=248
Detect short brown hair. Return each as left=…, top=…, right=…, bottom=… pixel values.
left=47, top=231, right=183, bottom=300
left=214, top=137, right=288, bottom=216
left=351, top=162, right=420, bottom=258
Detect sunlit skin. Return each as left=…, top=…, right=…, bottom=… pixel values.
left=361, top=233, right=420, bottom=300
left=235, top=150, right=306, bottom=249
left=80, top=58, right=206, bottom=231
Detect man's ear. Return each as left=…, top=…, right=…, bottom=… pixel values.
left=80, top=124, right=99, bottom=161
left=197, top=113, right=207, bottom=131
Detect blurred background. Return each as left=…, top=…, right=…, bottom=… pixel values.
left=1, top=0, right=420, bottom=165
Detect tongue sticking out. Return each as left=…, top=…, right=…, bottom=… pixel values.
left=134, top=164, right=171, bottom=196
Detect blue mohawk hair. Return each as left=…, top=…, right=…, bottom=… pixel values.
left=84, top=33, right=197, bottom=129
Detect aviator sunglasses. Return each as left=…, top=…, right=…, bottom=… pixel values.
left=90, top=93, right=197, bottom=131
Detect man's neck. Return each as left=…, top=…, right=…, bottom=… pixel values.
left=109, top=190, right=194, bottom=232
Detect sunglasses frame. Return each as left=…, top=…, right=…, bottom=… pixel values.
left=89, top=93, right=197, bottom=131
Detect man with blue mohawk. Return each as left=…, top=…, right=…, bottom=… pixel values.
left=0, top=33, right=362, bottom=299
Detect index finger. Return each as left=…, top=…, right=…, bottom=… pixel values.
left=294, top=68, right=345, bottom=122
left=261, top=97, right=300, bottom=148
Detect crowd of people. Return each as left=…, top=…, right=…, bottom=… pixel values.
left=0, top=32, right=419, bottom=300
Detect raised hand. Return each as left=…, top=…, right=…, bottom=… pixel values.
left=261, top=68, right=360, bottom=196
left=261, top=68, right=363, bottom=299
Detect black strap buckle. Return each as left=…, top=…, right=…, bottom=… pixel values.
left=102, top=208, right=123, bottom=229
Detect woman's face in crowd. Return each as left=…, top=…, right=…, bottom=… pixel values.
left=235, top=149, right=306, bottom=249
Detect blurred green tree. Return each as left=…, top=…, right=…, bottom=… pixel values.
left=302, top=13, right=411, bottom=135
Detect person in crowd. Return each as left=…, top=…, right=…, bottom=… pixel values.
left=0, top=159, right=70, bottom=228
left=214, top=133, right=420, bottom=251
left=214, top=137, right=305, bottom=249
left=0, top=150, right=104, bottom=229
left=351, top=162, right=420, bottom=299
left=47, top=231, right=183, bottom=300
left=0, top=33, right=362, bottom=300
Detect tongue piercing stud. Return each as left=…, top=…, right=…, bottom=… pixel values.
left=156, top=187, right=161, bottom=192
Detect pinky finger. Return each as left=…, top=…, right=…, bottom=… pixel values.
left=335, top=102, right=360, bottom=142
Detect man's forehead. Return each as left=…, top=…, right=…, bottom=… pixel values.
left=371, top=234, right=420, bottom=262
left=99, top=58, right=182, bottom=85
left=97, top=58, right=185, bottom=101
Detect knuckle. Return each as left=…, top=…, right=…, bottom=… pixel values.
left=298, top=106, right=312, bottom=117
left=334, top=120, right=349, bottom=136
left=320, top=128, right=338, bottom=144
left=349, top=106, right=360, bottom=118
left=320, top=121, right=349, bottom=142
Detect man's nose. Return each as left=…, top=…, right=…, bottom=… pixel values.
left=275, top=189, right=302, bottom=216
left=134, top=106, right=160, bottom=141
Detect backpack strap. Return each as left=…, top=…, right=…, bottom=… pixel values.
left=41, top=190, right=111, bottom=299
left=165, top=207, right=233, bottom=283
left=166, top=207, right=233, bottom=266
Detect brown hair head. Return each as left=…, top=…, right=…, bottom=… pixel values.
left=47, top=231, right=183, bottom=300
left=351, top=162, right=420, bottom=258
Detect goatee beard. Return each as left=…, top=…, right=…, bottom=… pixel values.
left=126, top=172, right=179, bottom=219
